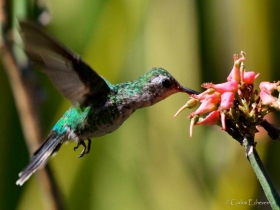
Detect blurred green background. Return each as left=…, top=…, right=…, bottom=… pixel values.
left=1, top=0, right=280, bottom=209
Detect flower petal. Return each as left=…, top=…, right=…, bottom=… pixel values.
left=219, top=92, right=234, bottom=110
left=220, top=112, right=226, bottom=130
left=259, top=81, right=280, bottom=92
left=196, top=110, right=220, bottom=126
left=243, top=71, right=259, bottom=84
left=260, top=89, right=277, bottom=105
left=191, top=94, right=219, bottom=116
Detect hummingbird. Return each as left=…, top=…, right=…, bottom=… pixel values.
left=16, top=21, right=199, bottom=186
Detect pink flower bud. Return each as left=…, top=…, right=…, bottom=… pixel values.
left=227, top=52, right=246, bottom=82
left=227, top=66, right=240, bottom=82
left=219, top=92, right=234, bottom=111
left=243, top=71, right=259, bottom=84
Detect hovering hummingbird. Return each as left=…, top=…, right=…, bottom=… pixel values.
left=16, top=21, right=199, bottom=186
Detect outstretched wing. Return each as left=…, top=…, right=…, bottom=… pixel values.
left=19, top=21, right=110, bottom=107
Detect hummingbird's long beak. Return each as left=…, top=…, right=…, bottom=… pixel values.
left=180, top=86, right=200, bottom=95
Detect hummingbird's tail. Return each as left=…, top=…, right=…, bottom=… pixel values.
left=16, top=130, right=65, bottom=186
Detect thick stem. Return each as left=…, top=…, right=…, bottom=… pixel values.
left=243, top=135, right=280, bottom=209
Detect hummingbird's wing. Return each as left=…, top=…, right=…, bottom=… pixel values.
left=19, top=21, right=110, bottom=107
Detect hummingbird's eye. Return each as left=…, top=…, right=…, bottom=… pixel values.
left=161, top=78, right=171, bottom=88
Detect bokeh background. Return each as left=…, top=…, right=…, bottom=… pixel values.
left=1, top=0, right=280, bottom=209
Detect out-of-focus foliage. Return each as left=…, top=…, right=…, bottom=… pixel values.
left=1, top=0, right=280, bottom=210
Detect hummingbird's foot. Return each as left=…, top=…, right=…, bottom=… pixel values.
left=74, top=141, right=86, bottom=158
left=74, top=139, right=92, bottom=158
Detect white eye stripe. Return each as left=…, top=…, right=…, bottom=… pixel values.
left=151, top=75, right=165, bottom=84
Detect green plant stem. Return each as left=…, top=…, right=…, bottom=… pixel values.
left=243, top=135, right=280, bottom=210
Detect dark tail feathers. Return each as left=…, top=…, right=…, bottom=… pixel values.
left=16, top=130, right=65, bottom=186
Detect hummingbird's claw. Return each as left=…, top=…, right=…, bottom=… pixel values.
left=73, top=143, right=79, bottom=151
left=74, top=139, right=91, bottom=158
left=74, top=141, right=86, bottom=158
left=86, top=139, right=91, bottom=154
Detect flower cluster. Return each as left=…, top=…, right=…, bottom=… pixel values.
left=175, top=51, right=280, bottom=138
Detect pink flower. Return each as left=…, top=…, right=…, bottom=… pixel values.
left=174, top=51, right=280, bottom=139
left=260, top=89, right=277, bottom=105
left=259, top=81, right=279, bottom=92
left=218, top=91, right=234, bottom=130
left=193, top=88, right=216, bottom=100
left=202, top=81, right=238, bottom=94
left=189, top=111, right=220, bottom=137
left=195, top=110, right=220, bottom=126
left=189, top=94, right=219, bottom=117
left=218, top=92, right=234, bottom=111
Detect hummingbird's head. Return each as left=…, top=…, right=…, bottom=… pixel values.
left=137, top=67, right=199, bottom=107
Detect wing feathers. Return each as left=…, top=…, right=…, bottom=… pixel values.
left=19, top=21, right=110, bottom=107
